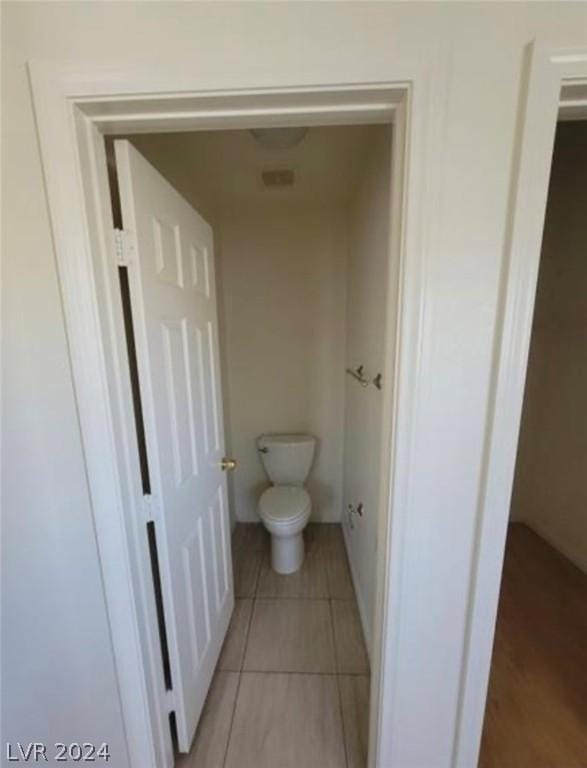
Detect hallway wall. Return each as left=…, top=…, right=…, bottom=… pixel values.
left=510, top=121, right=587, bottom=574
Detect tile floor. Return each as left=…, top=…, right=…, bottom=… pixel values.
left=177, top=523, right=370, bottom=768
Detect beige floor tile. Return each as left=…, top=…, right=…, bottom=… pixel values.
left=243, top=599, right=335, bottom=672
left=339, top=675, right=370, bottom=768
left=217, top=599, right=253, bottom=671
left=332, top=600, right=370, bottom=674
left=176, top=671, right=239, bottom=768
left=325, top=542, right=355, bottom=599
left=224, top=672, right=346, bottom=768
left=256, top=551, right=328, bottom=598
left=232, top=548, right=262, bottom=597
left=304, top=524, right=354, bottom=598
left=305, top=523, right=344, bottom=556
left=232, top=523, right=268, bottom=553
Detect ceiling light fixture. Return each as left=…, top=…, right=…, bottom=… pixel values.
left=250, top=127, right=309, bottom=150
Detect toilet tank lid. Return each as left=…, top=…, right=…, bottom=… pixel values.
left=257, top=433, right=315, bottom=447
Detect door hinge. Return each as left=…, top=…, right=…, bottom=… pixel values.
left=165, top=689, right=175, bottom=713
left=143, top=493, right=158, bottom=522
left=113, top=228, right=134, bottom=266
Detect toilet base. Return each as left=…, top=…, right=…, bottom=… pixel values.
left=271, top=531, right=304, bottom=574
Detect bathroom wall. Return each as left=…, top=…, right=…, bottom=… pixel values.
left=127, top=129, right=365, bottom=523
left=342, top=126, right=393, bottom=653
left=218, top=201, right=347, bottom=522
left=134, top=124, right=392, bottom=585
left=510, top=121, right=587, bottom=573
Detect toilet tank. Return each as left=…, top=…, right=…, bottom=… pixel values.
left=257, top=434, right=316, bottom=485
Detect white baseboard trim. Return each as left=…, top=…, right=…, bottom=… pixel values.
left=521, top=518, right=587, bottom=575
left=342, top=523, right=373, bottom=661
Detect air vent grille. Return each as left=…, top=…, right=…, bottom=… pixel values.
left=262, top=169, right=295, bottom=188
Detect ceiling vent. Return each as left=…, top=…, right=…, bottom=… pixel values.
left=261, top=169, right=295, bottom=188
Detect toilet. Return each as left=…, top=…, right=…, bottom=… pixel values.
left=257, top=433, right=316, bottom=574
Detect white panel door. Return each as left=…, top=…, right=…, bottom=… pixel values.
left=115, top=140, right=233, bottom=752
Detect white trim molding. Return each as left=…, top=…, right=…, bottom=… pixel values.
left=452, top=42, right=587, bottom=768
left=28, top=42, right=587, bottom=768
left=29, top=61, right=438, bottom=768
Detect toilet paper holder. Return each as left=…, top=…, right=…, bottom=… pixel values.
left=346, top=365, right=383, bottom=390
left=346, top=365, right=369, bottom=387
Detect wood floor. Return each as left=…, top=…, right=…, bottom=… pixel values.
left=480, top=523, right=587, bottom=768
left=177, top=523, right=370, bottom=768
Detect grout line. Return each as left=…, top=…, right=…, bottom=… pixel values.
left=252, top=549, right=263, bottom=595
left=221, top=547, right=257, bottom=768
left=330, top=598, right=341, bottom=674
left=235, top=669, right=369, bottom=677
left=332, top=598, right=350, bottom=768
left=236, top=598, right=255, bottom=671
left=253, top=595, right=331, bottom=600
left=220, top=673, right=240, bottom=768
left=222, top=526, right=366, bottom=767
left=240, top=555, right=257, bottom=671
left=253, top=595, right=332, bottom=602
left=335, top=672, right=351, bottom=768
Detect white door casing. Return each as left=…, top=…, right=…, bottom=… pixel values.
left=115, top=140, right=233, bottom=751
left=36, top=55, right=587, bottom=768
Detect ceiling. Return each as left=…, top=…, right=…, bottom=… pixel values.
left=126, top=124, right=386, bottom=210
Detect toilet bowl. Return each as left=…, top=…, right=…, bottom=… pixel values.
left=256, top=434, right=316, bottom=574
left=259, top=486, right=311, bottom=573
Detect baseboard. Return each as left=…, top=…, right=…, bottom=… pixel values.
left=341, top=524, right=372, bottom=661
left=521, top=518, right=587, bottom=575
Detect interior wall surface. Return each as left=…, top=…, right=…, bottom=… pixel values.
left=3, top=3, right=587, bottom=765
left=129, top=130, right=355, bottom=524
left=510, top=121, right=587, bottom=574
left=343, top=125, right=393, bottom=653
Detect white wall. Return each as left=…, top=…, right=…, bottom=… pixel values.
left=219, top=202, right=347, bottom=522
left=1, top=9, right=129, bottom=763
left=3, top=3, right=587, bottom=766
left=510, top=121, right=587, bottom=573
left=343, top=126, right=392, bottom=654
left=130, top=131, right=355, bottom=523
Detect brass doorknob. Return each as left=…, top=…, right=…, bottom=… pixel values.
left=220, top=457, right=237, bottom=471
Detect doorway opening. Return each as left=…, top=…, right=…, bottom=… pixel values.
left=104, top=122, right=395, bottom=767
left=479, top=119, right=587, bottom=767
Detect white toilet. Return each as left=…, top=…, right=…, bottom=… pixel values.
left=257, top=433, right=316, bottom=574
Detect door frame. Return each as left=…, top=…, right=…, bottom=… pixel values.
left=451, top=43, right=587, bottom=767
left=29, top=66, right=418, bottom=768
left=28, top=42, right=586, bottom=768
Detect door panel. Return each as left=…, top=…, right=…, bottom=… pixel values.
left=115, top=140, right=233, bottom=752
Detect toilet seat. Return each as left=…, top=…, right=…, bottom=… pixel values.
left=259, top=486, right=311, bottom=525
left=258, top=485, right=311, bottom=574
